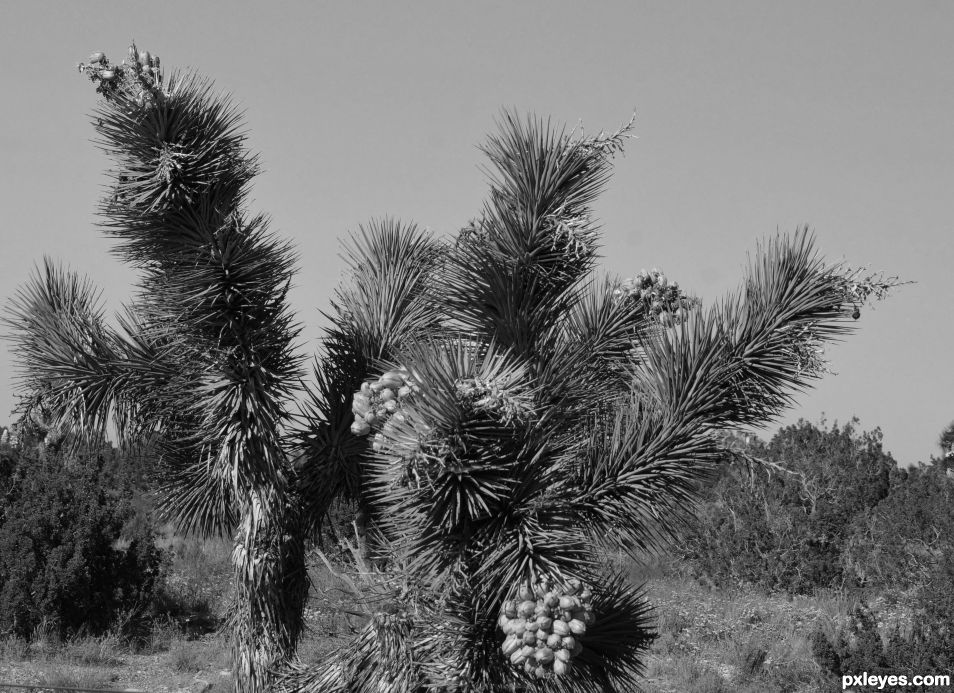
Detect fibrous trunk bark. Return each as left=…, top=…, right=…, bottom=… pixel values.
left=231, top=495, right=309, bottom=693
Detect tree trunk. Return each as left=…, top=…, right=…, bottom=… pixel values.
left=231, top=496, right=309, bottom=693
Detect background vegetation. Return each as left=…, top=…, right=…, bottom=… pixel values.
left=1, top=416, right=951, bottom=691
left=675, top=420, right=954, bottom=687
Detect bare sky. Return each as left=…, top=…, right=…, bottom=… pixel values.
left=1, top=1, right=951, bottom=464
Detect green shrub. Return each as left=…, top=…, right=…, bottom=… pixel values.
left=680, top=420, right=895, bottom=593
left=894, top=551, right=954, bottom=673
left=0, top=437, right=164, bottom=638
left=842, top=461, right=954, bottom=589
left=811, top=552, right=954, bottom=678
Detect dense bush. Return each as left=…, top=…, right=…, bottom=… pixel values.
left=680, top=420, right=895, bottom=593
left=0, top=434, right=164, bottom=638
left=811, top=551, right=954, bottom=679
left=842, top=460, right=954, bottom=589
left=905, top=550, right=954, bottom=672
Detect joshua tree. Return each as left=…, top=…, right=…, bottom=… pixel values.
left=277, top=115, right=899, bottom=691
left=7, top=46, right=307, bottom=693
left=3, top=46, right=900, bottom=692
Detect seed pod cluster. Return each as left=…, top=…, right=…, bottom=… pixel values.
left=350, top=368, right=420, bottom=446
left=615, top=268, right=695, bottom=325
left=77, top=43, right=163, bottom=100
left=77, top=50, right=117, bottom=91
left=128, top=44, right=162, bottom=87
left=498, top=578, right=595, bottom=678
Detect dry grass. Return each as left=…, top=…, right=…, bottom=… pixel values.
left=633, top=557, right=841, bottom=693
left=167, top=638, right=205, bottom=674
left=0, top=630, right=233, bottom=692
left=35, top=662, right=116, bottom=690
left=166, top=634, right=232, bottom=675
left=0, top=635, right=30, bottom=661
left=62, top=631, right=125, bottom=666
left=0, top=634, right=119, bottom=691
left=154, top=526, right=233, bottom=633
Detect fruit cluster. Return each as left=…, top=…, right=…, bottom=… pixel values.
left=498, top=578, right=595, bottom=678
left=350, top=369, right=419, bottom=449
left=77, top=43, right=163, bottom=103
left=615, top=268, right=696, bottom=325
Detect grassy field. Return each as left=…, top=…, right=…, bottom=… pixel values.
left=0, top=542, right=894, bottom=693
left=631, top=562, right=845, bottom=692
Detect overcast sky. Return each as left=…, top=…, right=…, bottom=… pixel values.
left=1, top=1, right=951, bottom=465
